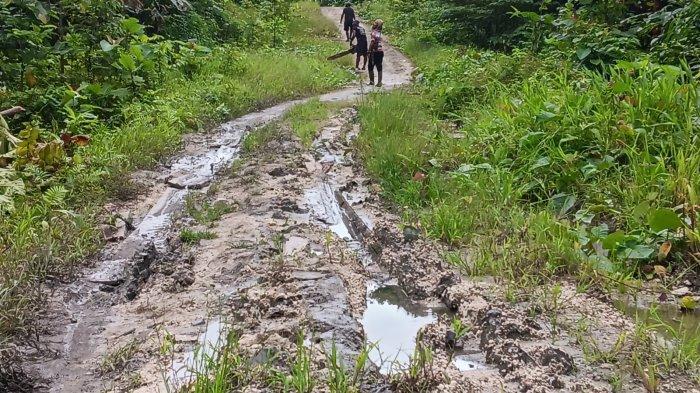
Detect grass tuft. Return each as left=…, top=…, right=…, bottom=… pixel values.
left=180, top=229, right=217, bottom=245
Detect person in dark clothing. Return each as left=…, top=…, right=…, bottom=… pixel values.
left=350, top=20, right=368, bottom=70
left=340, top=3, right=355, bottom=42
left=368, top=19, right=384, bottom=87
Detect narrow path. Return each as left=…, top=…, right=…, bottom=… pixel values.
left=26, top=7, right=413, bottom=393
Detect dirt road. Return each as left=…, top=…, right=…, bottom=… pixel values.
left=25, top=7, right=413, bottom=393
left=23, top=7, right=696, bottom=393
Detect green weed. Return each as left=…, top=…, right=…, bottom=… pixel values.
left=180, top=229, right=217, bottom=245
left=187, top=330, right=257, bottom=393
left=270, top=332, right=314, bottom=393
left=185, top=194, right=234, bottom=226
left=98, top=339, right=141, bottom=376
left=242, top=123, right=282, bottom=154
left=389, top=338, right=440, bottom=392
left=285, top=99, right=331, bottom=147
left=324, top=342, right=373, bottom=393
left=450, top=316, right=470, bottom=342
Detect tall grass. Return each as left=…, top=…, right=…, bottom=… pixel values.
left=285, top=98, right=332, bottom=146
left=358, top=54, right=699, bottom=280
left=0, top=1, right=352, bottom=358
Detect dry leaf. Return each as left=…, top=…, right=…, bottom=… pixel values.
left=653, top=265, right=667, bottom=278
left=412, top=172, right=426, bottom=181
left=71, top=135, right=91, bottom=147
left=658, top=241, right=671, bottom=262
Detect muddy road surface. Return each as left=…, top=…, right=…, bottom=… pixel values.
left=21, top=7, right=698, bottom=393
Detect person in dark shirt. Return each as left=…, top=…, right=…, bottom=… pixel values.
left=350, top=20, right=368, bottom=70
left=340, top=3, right=355, bottom=42
left=368, top=19, right=384, bottom=86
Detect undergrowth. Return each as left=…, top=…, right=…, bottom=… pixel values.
left=358, top=53, right=699, bottom=289
left=176, top=329, right=375, bottom=393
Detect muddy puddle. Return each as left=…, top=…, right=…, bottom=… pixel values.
left=452, top=351, right=489, bottom=372
left=362, top=283, right=441, bottom=374
left=169, top=318, right=227, bottom=387
left=615, top=297, right=700, bottom=344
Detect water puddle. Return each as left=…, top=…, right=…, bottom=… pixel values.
left=361, top=283, right=438, bottom=374
left=615, top=297, right=700, bottom=346
left=452, top=350, right=489, bottom=372
left=170, top=317, right=226, bottom=386
left=305, top=183, right=352, bottom=240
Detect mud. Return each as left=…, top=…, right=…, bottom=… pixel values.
left=21, top=6, right=700, bottom=393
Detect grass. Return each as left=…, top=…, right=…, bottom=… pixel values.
left=389, top=338, right=440, bottom=392
left=98, top=339, right=141, bottom=376
left=0, top=1, right=353, bottom=354
left=270, top=332, right=315, bottom=393
left=185, top=330, right=259, bottom=393
left=324, top=342, right=372, bottom=393
left=285, top=98, right=332, bottom=147
left=241, top=123, right=282, bottom=154
left=181, top=328, right=378, bottom=393
left=180, top=229, right=217, bottom=245
left=185, top=193, right=234, bottom=226
left=357, top=56, right=700, bottom=282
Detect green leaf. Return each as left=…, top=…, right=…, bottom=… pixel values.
left=680, top=296, right=696, bottom=311
left=620, top=244, right=654, bottom=260
left=100, top=40, right=116, bottom=52
left=632, top=201, right=650, bottom=221
left=535, top=111, right=557, bottom=123
left=589, top=255, right=614, bottom=272
left=121, top=18, right=144, bottom=35
left=118, top=53, right=137, bottom=72
left=30, top=1, right=49, bottom=24
left=576, top=47, right=592, bottom=61
left=574, top=209, right=594, bottom=224
left=591, top=224, right=609, bottom=239
left=648, top=208, right=684, bottom=233
left=558, top=194, right=577, bottom=217
left=531, top=157, right=550, bottom=170
left=602, top=230, right=626, bottom=250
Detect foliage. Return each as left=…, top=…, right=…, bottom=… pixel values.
left=361, top=0, right=700, bottom=68
left=361, top=0, right=553, bottom=49
left=358, top=48, right=700, bottom=281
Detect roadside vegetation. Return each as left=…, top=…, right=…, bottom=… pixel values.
left=0, top=0, right=352, bottom=361
left=358, top=0, right=699, bottom=297
left=164, top=328, right=374, bottom=393
left=356, top=0, right=700, bottom=386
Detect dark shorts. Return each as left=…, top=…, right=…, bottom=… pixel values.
left=356, top=38, right=368, bottom=55
left=344, top=21, right=353, bottom=31
left=369, top=51, right=384, bottom=72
